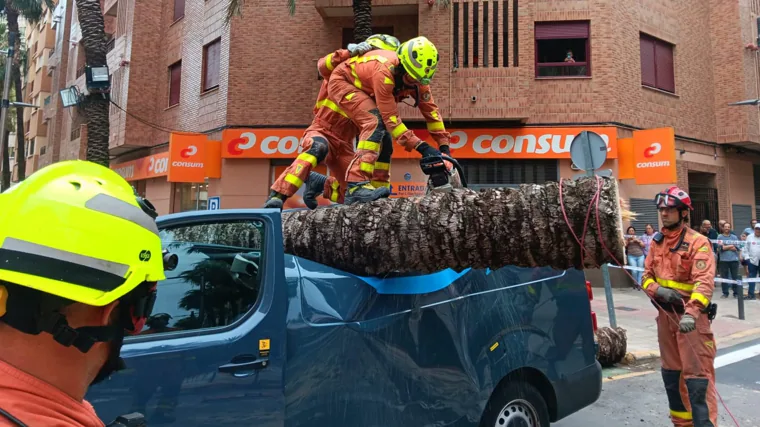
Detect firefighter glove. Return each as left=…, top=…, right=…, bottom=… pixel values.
left=347, top=41, right=373, bottom=57
left=415, top=142, right=441, bottom=158
left=439, top=144, right=451, bottom=155
left=679, top=314, right=696, bottom=333
left=655, top=286, right=682, bottom=304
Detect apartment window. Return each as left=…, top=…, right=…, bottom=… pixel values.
left=202, top=38, right=221, bottom=92
left=535, top=21, right=590, bottom=77
left=168, top=61, right=182, bottom=107
left=640, top=33, right=675, bottom=93
left=173, top=0, right=185, bottom=22
left=453, top=0, right=518, bottom=69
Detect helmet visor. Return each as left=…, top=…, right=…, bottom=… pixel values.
left=654, top=193, right=683, bottom=208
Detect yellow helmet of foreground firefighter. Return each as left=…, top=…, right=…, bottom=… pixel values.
left=365, top=34, right=401, bottom=52
left=0, top=160, right=165, bottom=308
left=398, top=36, right=439, bottom=85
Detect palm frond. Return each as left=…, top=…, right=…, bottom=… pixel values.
left=225, top=0, right=244, bottom=25
left=287, top=0, right=295, bottom=16
left=6, top=0, right=48, bottom=24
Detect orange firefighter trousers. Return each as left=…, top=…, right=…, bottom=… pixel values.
left=656, top=307, right=718, bottom=427
left=269, top=119, right=354, bottom=204
left=327, top=81, right=388, bottom=186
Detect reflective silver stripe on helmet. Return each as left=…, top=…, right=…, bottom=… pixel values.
left=1, top=237, right=130, bottom=278
left=85, top=193, right=160, bottom=236
left=404, top=41, right=425, bottom=82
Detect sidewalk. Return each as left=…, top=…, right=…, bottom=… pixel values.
left=591, top=287, right=760, bottom=360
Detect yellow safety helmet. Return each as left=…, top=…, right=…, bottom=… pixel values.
left=398, top=36, right=439, bottom=85
left=0, top=160, right=165, bottom=308
left=366, top=34, right=401, bottom=52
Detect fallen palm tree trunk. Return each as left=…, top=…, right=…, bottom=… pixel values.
left=281, top=177, right=626, bottom=277
left=595, top=326, right=628, bottom=367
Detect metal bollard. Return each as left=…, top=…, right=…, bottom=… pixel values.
left=602, top=264, right=617, bottom=328
left=738, top=280, right=745, bottom=321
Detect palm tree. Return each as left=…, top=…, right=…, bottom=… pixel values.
left=72, top=0, right=109, bottom=166
left=0, top=0, right=53, bottom=188
left=280, top=178, right=628, bottom=276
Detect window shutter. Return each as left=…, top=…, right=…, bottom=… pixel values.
left=169, top=62, right=181, bottom=106
left=629, top=198, right=659, bottom=233
left=174, top=0, right=185, bottom=21
left=535, top=21, right=589, bottom=39
left=733, top=204, right=753, bottom=232
left=204, top=40, right=221, bottom=91
left=655, top=41, right=675, bottom=92
left=640, top=36, right=656, bottom=87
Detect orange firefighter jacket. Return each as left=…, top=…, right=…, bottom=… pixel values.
left=642, top=226, right=716, bottom=319
left=394, top=84, right=451, bottom=149
left=329, top=49, right=425, bottom=152
left=310, top=49, right=358, bottom=143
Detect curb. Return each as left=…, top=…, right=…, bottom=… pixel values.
left=619, top=350, right=660, bottom=365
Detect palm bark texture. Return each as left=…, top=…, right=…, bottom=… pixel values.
left=74, top=0, right=109, bottom=167
left=281, top=177, right=626, bottom=277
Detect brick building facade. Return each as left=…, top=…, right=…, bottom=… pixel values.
left=18, top=0, right=760, bottom=232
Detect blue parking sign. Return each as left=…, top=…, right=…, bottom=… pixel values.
left=208, top=196, right=220, bottom=210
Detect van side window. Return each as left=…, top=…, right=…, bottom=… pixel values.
left=130, top=220, right=266, bottom=337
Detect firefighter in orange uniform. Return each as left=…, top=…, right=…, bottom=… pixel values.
left=642, top=186, right=718, bottom=427
left=368, top=65, right=452, bottom=190
left=326, top=36, right=450, bottom=205
left=264, top=34, right=401, bottom=210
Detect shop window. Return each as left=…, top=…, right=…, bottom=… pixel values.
left=458, top=159, right=558, bottom=189
left=202, top=38, right=221, bottom=92
left=640, top=33, right=675, bottom=93
left=168, top=60, right=181, bottom=107
left=173, top=0, right=185, bottom=22
left=176, top=180, right=208, bottom=212
left=534, top=20, right=590, bottom=77
left=127, top=219, right=265, bottom=337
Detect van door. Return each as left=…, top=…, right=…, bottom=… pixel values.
left=86, top=212, right=287, bottom=427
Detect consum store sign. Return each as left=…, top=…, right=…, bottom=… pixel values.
left=220, top=127, right=618, bottom=160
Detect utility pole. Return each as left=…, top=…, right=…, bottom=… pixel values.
left=0, top=31, right=15, bottom=187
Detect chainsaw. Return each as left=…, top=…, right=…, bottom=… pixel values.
left=420, top=154, right=468, bottom=194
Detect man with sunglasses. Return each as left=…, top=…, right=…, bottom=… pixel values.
left=642, top=186, right=717, bottom=427
left=0, top=160, right=165, bottom=427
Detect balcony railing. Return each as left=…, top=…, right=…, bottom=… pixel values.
left=106, top=37, right=115, bottom=53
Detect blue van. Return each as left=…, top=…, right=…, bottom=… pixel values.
left=86, top=209, right=602, bottom=427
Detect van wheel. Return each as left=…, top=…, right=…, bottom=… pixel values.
left=481, top=381, right=550, bottom=427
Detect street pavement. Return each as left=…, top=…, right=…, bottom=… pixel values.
left=555, top=337, right=760, bottom=426
left=552, top=286, right=760, bottom=426
left=592, top=287, right=760, bottom=359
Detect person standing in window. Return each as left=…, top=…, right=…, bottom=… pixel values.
left=625, top=226, right=646, bottom=284
left=717, top=222, right=740, bottom=298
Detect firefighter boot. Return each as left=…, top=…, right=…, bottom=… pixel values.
left=344, top=181, right=390, bottom=205
left=263, top=191, right=286, bottom=210
left=302, top=172, right=328, bottom=210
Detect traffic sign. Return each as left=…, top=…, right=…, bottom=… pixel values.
left=208, top=196, right=220, bottom=210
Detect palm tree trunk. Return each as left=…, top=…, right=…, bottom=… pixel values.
left=1, top=130, right=10, bottom=190
left=352, top=0, right=372, bottom=42
left=282, top=177, right=626, bottom=276
left=5, top=6, right=25, bottom=181
left=13, top=68, right=25, bottom=181
left=74, top=0, right=110, bottom=167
